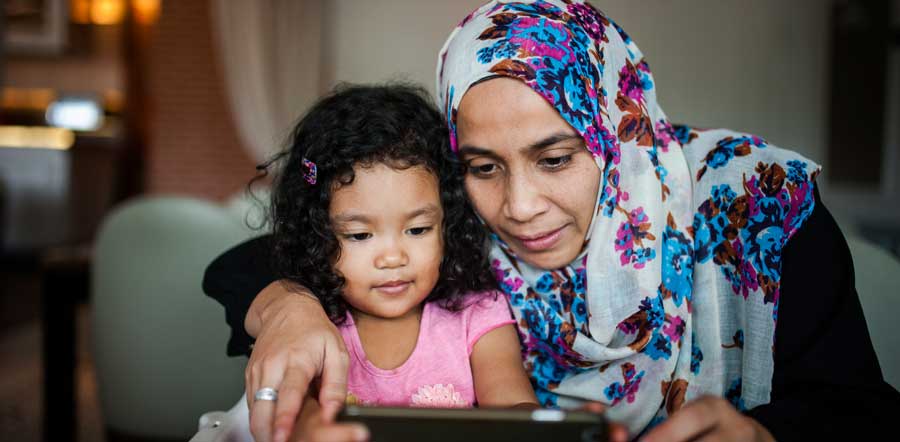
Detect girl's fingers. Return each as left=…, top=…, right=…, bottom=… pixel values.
left=306, top=422, right=370, bottom=442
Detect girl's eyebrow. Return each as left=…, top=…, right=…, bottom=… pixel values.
left=332, top=204, right=441, bottom=225
left=407, top=204, right=441, bottom=219
left=458, top=132, right=581, bottom=157
left=332, top=212, right=371, bottom=224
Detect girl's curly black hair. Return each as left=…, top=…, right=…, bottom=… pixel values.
left=263, top=83, right=496, bottom=325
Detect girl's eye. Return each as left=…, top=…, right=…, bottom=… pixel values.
left=407, top=226, right=433, bottom=236
left=467, top=162, right=499, bottom=177
left=344, top=233, right=372, bottom=241
left=538, top=154, right=572, bottom=170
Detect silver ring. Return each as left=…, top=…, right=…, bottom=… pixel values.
left=254, top=387, right=278, bottom=402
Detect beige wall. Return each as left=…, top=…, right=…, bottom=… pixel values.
left=319, top=0, right=486, bottom=92
left=319, top=0, right=830, bottom=166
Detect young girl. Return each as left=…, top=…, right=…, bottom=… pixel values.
left=263, top=84, right=538, bottom=438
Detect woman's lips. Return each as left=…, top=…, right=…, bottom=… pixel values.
left=513, top=226, right=565, bottom=252
left=374, top=281, right=411, bottom=294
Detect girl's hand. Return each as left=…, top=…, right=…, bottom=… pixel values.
left=245, top=282, right=351, bottom=442
left=640, top=396, right=774, bottom=442
left=290, top=421, right=370, bottom=442
left=288, top=396, right=369, bottom=442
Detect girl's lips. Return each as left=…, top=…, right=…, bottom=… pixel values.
left=514, top=226, right=565, bottom=252
left=374, top=281, right=411, bottom=295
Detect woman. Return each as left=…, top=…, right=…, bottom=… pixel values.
left=204, top=1, right=900, bottom=441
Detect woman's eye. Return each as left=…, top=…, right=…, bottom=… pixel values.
left=344, top=233, right=372, bottom=241
left=407, top=226, right=432, bottom=236
left=467, top=162, right=498, bottom=177
left=539, top=154, right=572, bottom=170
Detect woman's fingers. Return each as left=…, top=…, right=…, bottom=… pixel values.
left=249, top=359, right=287, bottom=442
left=579, top=401, right=607, bottom=414
left=250, top=399, right=277, bottom=442
left=242, top=291, right=351, bottom=442
left=641, top=397, right=718, bottom=442
left=576, top=402, right=629, bottom=442
left=607, top=422, right=629, bottom=442
left=272, top=367, right=313, bottom=442
left=317, top=335, right=351, bottom=421
left=641, top=396, right=773, bottom=442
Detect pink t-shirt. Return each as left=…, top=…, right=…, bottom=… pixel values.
left=340, top=291, right=515, bottom=408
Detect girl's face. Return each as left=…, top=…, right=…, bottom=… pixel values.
left=330, top=163, right=444, bottom=322
left=456, top=78, right=601, bottom=270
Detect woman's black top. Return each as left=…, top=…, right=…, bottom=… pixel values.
left=202, top=188, right=900, bottom=440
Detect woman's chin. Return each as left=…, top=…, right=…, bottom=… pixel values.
left=514, top=247, right=582, bottom=270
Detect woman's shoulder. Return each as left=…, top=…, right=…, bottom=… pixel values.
left=675, top=125, right=820, bottom=186
left=678, top=125, right=821, bottom=246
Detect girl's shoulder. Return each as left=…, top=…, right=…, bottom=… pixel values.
left=451, top=289, right=511, bottom=316
left=430, top=290, right=516, bottom=354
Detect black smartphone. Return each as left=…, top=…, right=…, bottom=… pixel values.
left=336, top=405, right=608, bottom=442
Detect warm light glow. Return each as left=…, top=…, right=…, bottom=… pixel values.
left=0, top=126, right=75, bottom=150
left=90, top=0, right=126, bottom=25
left=70, top=0, right=92, bottom=24
left=131, top=0, right=161, bottom=25
left=2, top=88, right=58, bottom=111
left=103, top=89, right=125, bottom=114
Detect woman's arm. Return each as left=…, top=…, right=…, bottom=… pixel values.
left=203, top=236, right=279, bottom=356
left=470, top=324, right=539, bottom=408
left=203, top=236, right=351, bottom=442
left=745, top=187, right=900, bottom=440
left=643, top=186, right=900, bottom=442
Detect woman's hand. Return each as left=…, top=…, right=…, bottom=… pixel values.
left=640, top=396, right=774, bottom=442
left=245, top=281, right=351, bottom=442
left=578, top=403, right=628, bottom=442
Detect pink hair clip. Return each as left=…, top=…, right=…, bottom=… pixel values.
left=302, top=158, right=317, bottom=185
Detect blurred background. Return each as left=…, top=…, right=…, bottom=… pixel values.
left=1, top=1, right=898, bottom=441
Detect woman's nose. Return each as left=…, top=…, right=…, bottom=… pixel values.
left=502, top=172, right=550, bottom=223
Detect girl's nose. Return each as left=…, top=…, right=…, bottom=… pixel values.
left=374, top=239, right=408, bottom=269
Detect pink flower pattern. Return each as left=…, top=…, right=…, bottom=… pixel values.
left=410, top=383, right=469, bottom=408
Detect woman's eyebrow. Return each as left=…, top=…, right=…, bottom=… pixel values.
left=524, top=132, right=582, bottom=152
left=458, top=132, right=581, bottom=157
left=457, top=145, right=495, bottom=157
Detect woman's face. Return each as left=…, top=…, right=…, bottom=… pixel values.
left=456, top=78, right=601, bottom=270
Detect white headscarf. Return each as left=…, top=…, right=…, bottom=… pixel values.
left=437, top=0, right=820, bottom=434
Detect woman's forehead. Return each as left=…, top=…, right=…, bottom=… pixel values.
left=456, top=77, right=579, bottom=149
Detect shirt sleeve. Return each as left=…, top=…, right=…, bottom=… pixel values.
left=202, top=234, right=278, bottom=357
left=464, top=291, right=517, bottom=355
left=745, top=186, right=900, bottom=440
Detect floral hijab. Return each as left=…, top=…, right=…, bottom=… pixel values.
left=437, top=0, right=819, bottom=434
